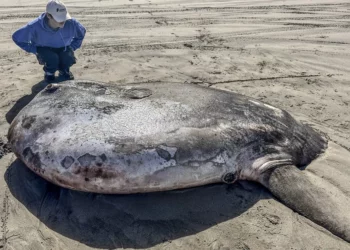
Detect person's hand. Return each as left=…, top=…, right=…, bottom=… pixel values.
left=66, top=46, right=77, bottom=64
left=36, top=53, right=44, bottom=65
left=64, top=46, right=73, bottom=52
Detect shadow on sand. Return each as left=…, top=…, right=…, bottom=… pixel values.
left=5, top=160, right=270, bottom=249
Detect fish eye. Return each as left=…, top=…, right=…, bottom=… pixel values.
left=222, top=172, right=238, bottom=184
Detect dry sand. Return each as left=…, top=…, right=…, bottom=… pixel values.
left=1, top=0, right=350, bottom=249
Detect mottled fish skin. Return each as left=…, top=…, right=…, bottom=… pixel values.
left=8, top=81, right=327, bottom=193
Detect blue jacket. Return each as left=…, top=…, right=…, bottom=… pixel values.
left=12, top=13, right=86, bottom=54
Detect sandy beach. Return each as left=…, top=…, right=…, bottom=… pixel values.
left=1, top=0, right=350, bottom=249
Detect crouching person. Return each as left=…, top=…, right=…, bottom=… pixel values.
left=12, top=0, right=86, bottom=83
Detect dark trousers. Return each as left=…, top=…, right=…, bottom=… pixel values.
left=36, top=46, right=76, bottom=74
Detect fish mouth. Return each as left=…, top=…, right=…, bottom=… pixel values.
left=239, top=157, right=293, bottom=183
left=234, top=143, right=295, bottom=182
left=254, top=158, right=294, bottom=179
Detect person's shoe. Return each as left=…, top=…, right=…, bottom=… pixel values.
left=59, top=71, right=74, bottom=81
left=44, top=74, right=55, bottom=83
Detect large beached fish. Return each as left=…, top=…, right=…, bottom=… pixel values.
left=7, top=81, right=350, bottom=242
